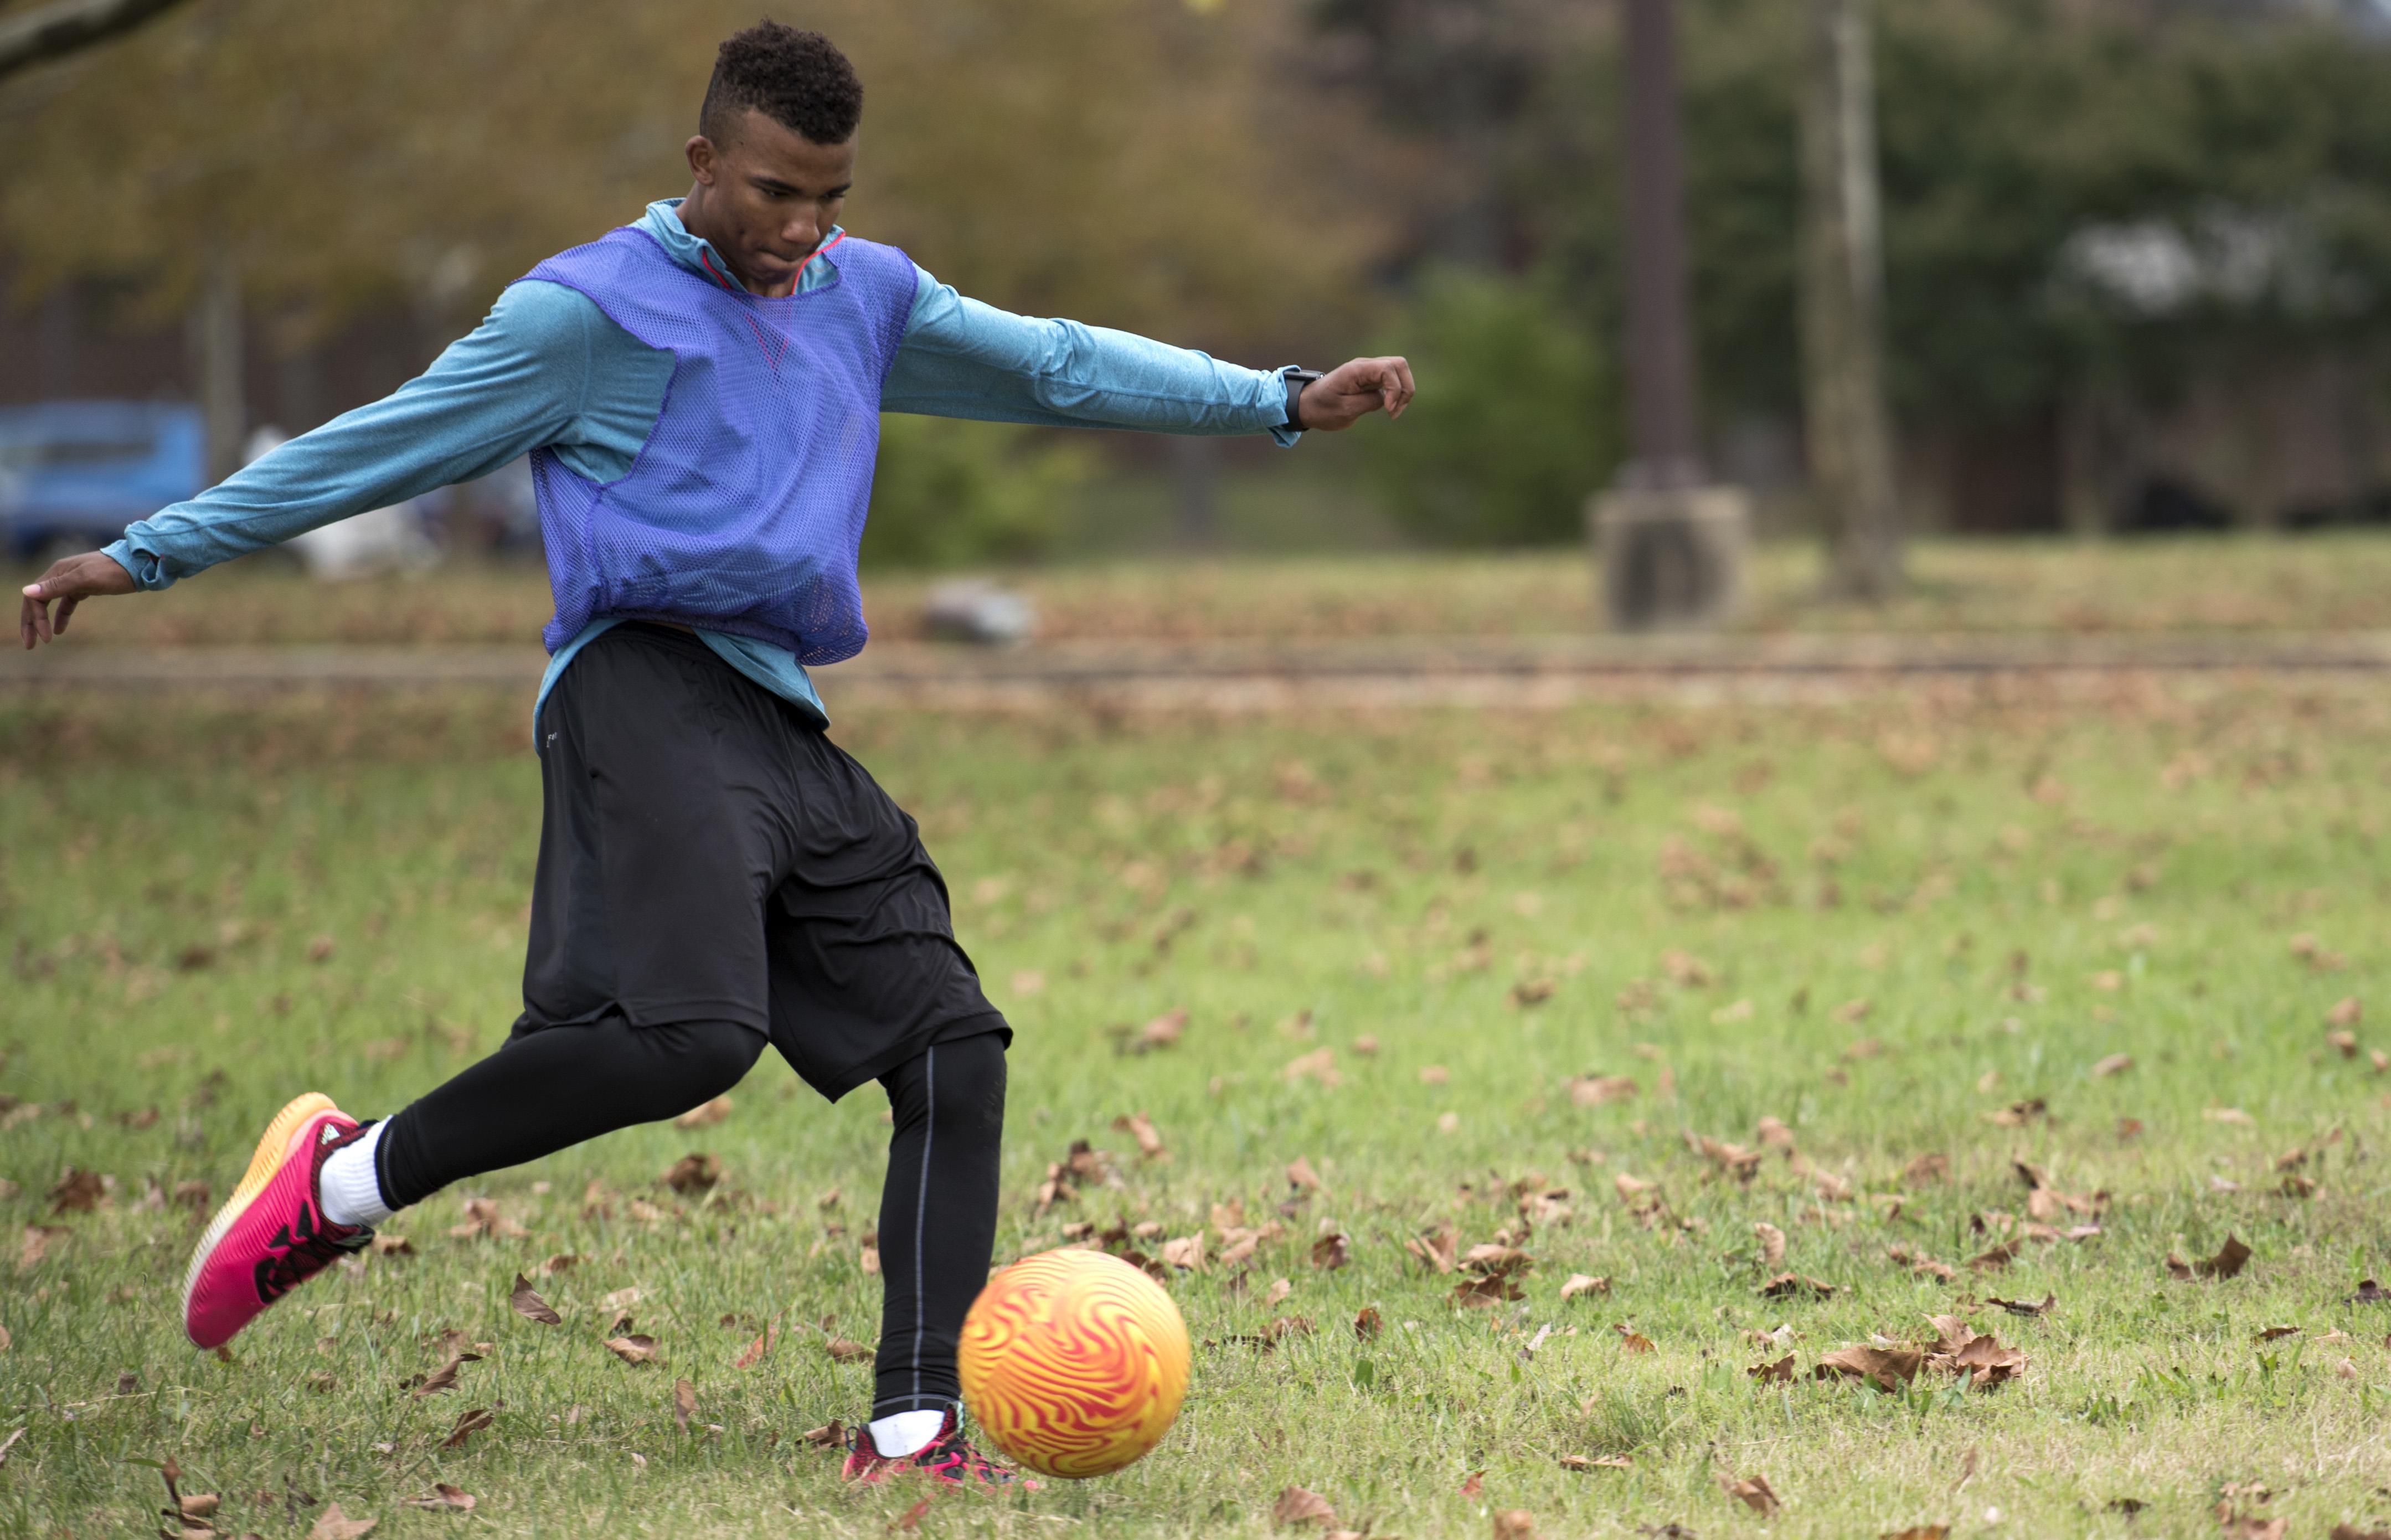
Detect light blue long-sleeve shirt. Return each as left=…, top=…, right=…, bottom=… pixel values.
left=103, top=198, right=1302, bottom=734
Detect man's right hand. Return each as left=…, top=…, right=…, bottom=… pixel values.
left=20, top=551, right=135, bottom=649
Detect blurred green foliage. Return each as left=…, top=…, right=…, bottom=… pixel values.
left=1361, top=267, right=1620, bottom=547
left=861, top=415, right=1096, bottom=570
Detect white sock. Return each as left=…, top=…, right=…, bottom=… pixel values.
left=869, top=1408, right=949, bottom=1458
left=318, top=1121, right=395, bottom=1228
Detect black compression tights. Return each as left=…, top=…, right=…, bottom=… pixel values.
left=372, top=1018, right=1007, bottom=1420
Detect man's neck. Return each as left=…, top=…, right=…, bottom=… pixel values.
left=676, top=185, right=794, bottom=297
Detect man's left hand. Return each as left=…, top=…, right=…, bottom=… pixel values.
left=1296, top=356, right=1415, bottom=432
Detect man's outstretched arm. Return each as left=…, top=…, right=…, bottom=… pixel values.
left=883, top=275, right=1411, bottom=439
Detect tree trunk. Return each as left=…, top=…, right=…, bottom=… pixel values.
left=1799, top=0, right=1902, bottom=599
left=194, top=243, right=246, bottom=483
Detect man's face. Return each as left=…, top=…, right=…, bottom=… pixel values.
left=684, top=107, right=854, bottom=296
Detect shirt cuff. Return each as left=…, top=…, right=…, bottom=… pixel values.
left=1267, top=365, right=1307, bottom=449
left=100, top=539, right=169, bottom=592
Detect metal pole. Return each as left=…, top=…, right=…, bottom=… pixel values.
left=1621, top=0, right=1702, bottom=491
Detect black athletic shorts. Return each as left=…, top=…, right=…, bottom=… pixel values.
left=517, top=622, right=1007, bottom=1100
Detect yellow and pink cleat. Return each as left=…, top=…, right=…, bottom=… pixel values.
left=181, top=1093, right=374, bottom=1350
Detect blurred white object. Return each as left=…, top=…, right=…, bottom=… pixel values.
left=921, top=580, right=1034, bottom=646
left=243, top=424, right=440, bottom=581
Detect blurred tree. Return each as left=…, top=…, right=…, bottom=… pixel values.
left=0, top=0, right=195, bottom=81
left=1363, top=265, right=1620, bottom=546
left=0, top=0, right=1392, bottom=380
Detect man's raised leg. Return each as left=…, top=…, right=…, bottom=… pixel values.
left=181, top=1015, right=763, bottom=1349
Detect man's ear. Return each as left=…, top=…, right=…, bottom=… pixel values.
left=686, top=135, right=719, bottom=185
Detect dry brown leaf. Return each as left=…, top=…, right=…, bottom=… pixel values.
left=1759, top=1273, right=1835, bottom=1300
left=1754, top=1222, right=1787, bottom=1266
left=2093, top=1053, right=2134, bottom=1078
left=2166, top=1235, right=2253, bottom=1281
left=1492, top=1511, right=1536, bottom=1539
left=801, top=1420, right=844, bottom=1447
left=1559, top=1274, right=1610, bottom=1300
left=826, top=1336, right=873, bottom=1364
left=1282, top=1048, right=1338, bottom=1086
left=400, top=1485, right=476, bottom=1512
left=604, top=1335, right=659, bottom=1365
left=892, top=1495, right=931, bottom=1532
left=674, top=1095, right=732, bottom=1129
left=1903, top=1153, right=1950, bottom=1185
left=1111, top=1112, right=1168, bottom=1162
left=509, top=1273, right=560, bottom=1325
left=1161, top=1234, right=1206, bottom=1271
left=672, top=1378, right=696, bottom=1433
left=48, top=1168, right=106, bottom=1215
left=1272, top=1485, right=1337, bottom=1527
left=1558, top=1454, right=1633, bottom=1471
left=1569, top=1075, right=1639, bottom=1108
left=1988, top=1292, right=2055, bottom=1317
left=1882, top=1529, right=1949, bottom=1540
left=1406, top=1225, right=1459, bottom=1275
left=2328, top=997, right=2364, bottom=1028
left=662, top=1153, right=720, bottom=1194
left=1136, top=1008, right=1187, bottom=1052
left=440, top=1408, right=493, bottom=1449
left=1354, top=1305, right=1383, bottom=1340
left=1460, top=1470, right=1485, bottom=1497
left=1615, top=1325, right=1656, bottom=1354
left=1749, top=1353, right=1795, bottom=1383
left=2205, top=1107, right=2256, bottom=1126
left=1816, top=1343, right=1923, bottom=1392
left=1286, top=1156, right=1323, bottom=1192
left=1451, top=1274, right=1524, bottom=1308
left=734, top=1318, right=778, bottom=1369
left=1266, top=1278, right=1294, bottom=1307
left=307, top=1503, right=378, bottom=1540
left=1310, top=1233, right=1351, bottom=1271
left=1720, top=1473, right=1781, bottom=1516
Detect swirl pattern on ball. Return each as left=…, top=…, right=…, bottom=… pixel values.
left=959, top=1248, right=1191, bottom=1479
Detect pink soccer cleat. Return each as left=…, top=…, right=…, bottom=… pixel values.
left=839, top=1408, right=1038, bottom=1490
left=181, top=1093, right=374, bottom=1350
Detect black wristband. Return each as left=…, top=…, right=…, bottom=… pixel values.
left=1281, top=368, right=1324, bottom=432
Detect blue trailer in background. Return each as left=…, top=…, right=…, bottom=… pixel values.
left=0, top=401, right=204, bottom=559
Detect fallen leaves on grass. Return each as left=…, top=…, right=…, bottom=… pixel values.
left=662, top=1153, right=721, bottom=1194
left=1749, top=1353, right=1795, bottom=1383
left=413, top=1351, right=481, bottom=1397
left=48, top=1168, right=106, bottom=1214
left=1754, top=1222, right=1786, bottom=1266
left=1283, top=1048, right=1339, bottom=1086
left=509, top=1274, right=560, bottom=1325
left=2166, top=1235, right=2253, bottom=1281
left=1452, top=1274, right=1525, bottom=1309
left=1354, top=1306, right=1382, bottom=1340
left=308, top=1503, right=378, bottom=1539
left=1615, top=1325, right=1656, bottom=1354
left=400, top=1485, right=476, bottom=1512
left=1882, top=1528, right=1949, bottom=1539
left=440, top=1408, right=493, bottom=1449
left=1405, top=1225, right=1458, bottom=1275
left=1286, top=1156, right=1323, bottom=1193
left=1926, top=1317, right=2029, bottom=1389
left=1559, top=1454, right=1633, bottom=1471
left=1310, top=1233, right=1350, bottom=1271
left=2204, top=1108, right=2256, bottom=1127
left=2348, top=1280, right=2391, bottom=1305
left=1903, top=1153, right=1949, bottom=1184
left=448, top=1198, right=525, bottom=1240
left=1815, top=1344, right=1922, bottom=1392
left=1560, top=1274, right=1611, bottom=1300
left=604, top=1336, right=659, bottom=1365
left=1493, top=1512, right=1537, bottom=1539
left=1033, top=1140, right=1112, bottom=1212
left=674, top=1095, right=731, bottom=1129
left=826, top=1337, right=874, bottom=1364
left=1133, top=1009, right=1187, bottom=1053
left=1460, top=1470, right=1485, bottom=1497
left=1111, top=1112, right=1168, bottom=1161
left=1988, top=1293, right=2055, bottom=1317
left=2093, top=1054, right=2134, bottom=1077
left=1273, top=1485, right=1337, bottom=1526
left=892, top=1496, right=931, bottom=1532
left=672, top=1378, right=696, bottom=1433
left=1720, top=1473, right=1781, bottom=1515
left=1570, top=1075, right=1639, bottom=1108
left=1759, top=1273, right=1835, bottom=1300
left=734, top=1318, right=779, bottom=1368
left=1161, top=1235, right=1206, bottom=1271
left=1985, top=1099, right=2047, bottom=1127
left=801, top=1420, right=844, bottom=1448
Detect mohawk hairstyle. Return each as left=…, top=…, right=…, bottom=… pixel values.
left=699, top=21, right=863, bottom=146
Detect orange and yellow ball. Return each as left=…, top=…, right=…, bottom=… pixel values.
left=959, top=1248, right=1191, bottom=1479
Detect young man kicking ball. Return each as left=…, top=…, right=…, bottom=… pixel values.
left=18, top=23, right=1410, bottom=1487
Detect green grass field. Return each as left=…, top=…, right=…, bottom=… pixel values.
left=24, top=532, right=2391, bottom=651
left=5, top=681, right=2391, bottom=1537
